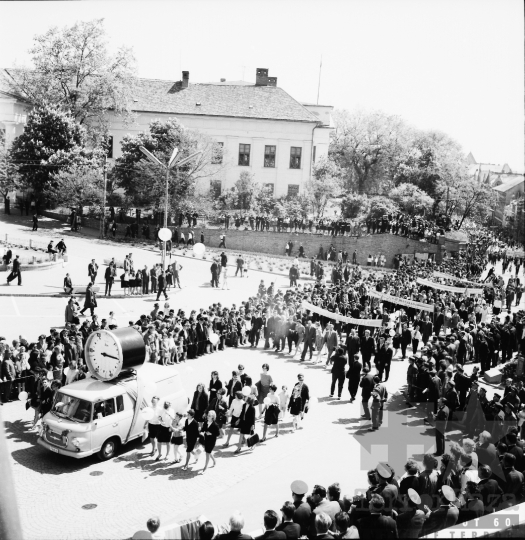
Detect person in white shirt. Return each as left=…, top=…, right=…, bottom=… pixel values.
left=108, top=311, right=118, bottom=330
left=223, top=392, right=245, bottom=447
left=145, top=396, right=161, bottom=458
left=222, top=266, right=229, bottom=290
left=156, top=401, right=175, bottom=460
left=64, top=361, right=80, bottom=386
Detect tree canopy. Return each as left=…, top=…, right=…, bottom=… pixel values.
left=4, top=19, right=137, bottom=142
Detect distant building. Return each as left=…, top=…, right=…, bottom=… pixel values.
left=492, top=174, right=525, bottom=225
left=467, top=152, right=515, bottom=186
left=1, top=67, right=334, bottom=198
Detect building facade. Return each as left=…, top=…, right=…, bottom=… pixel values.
left=105, top=68, right=333, bottom=198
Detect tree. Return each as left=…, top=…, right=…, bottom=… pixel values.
left=9, top=104, right=100, bottom=198
left=340, top=193, right=369, bottom=219
left=388, top=183, right=434, bottom=216
left=0, top=146, right=20, bottom=204
left=46, top=164, right=104, bottom=209
left=330, top=109, right=409, bottom=194
left=366, top=196, right=400, bottom=220
left=446, top=176, right=495, bottom=228
left=306, top=156, right=342, bottom=217
left=4, top=19, right=136, bottom=142
left=112, top=117, right=222, bottom=213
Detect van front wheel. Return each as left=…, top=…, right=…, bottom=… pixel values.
left=98, top=438, right=119, bottom=461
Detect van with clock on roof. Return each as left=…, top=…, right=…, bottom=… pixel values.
left=37, top=327, right=188, bottom=460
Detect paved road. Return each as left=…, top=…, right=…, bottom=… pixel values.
left=2, top=211, right=524, bottom=539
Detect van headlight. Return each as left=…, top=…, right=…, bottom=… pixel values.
left=71, top=437, right=81, bottom=448
left=39, top=422, right=46, bottom=437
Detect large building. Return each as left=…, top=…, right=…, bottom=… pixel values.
left=1, top=67, right=334, bottom=198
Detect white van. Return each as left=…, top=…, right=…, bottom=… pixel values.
left=37, top=363, right=187, bottom=460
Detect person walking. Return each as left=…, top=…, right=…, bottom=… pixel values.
left=257, top=363, right=273, bottom=416
left=156, top=271, right=168, bottom=301
left=330, top=347, right=347, bottom=400
left=172, top=261, right=182, bottom=289
left=198, top=410, right=220, bottom=473
left=236, top=396, right=256, bottom=454
left=6, top=255, right=22, bottom=286
left=360, top=367, right=375, bottom=421
left=181, top=409, right=200, bottom=471
left=210, top=259, right=219, bottom=288
left=288, top=386, right=303, bottom=431
left=261, top=385, right=280, bottom=441
left=300, top=321, right=317, bottom=362
left=347, top=354, right=362, bottom=402
left=80, top=283, right=97, bottom=317
left=219, top=233, right=226, bottom=248
left=88, top=259, right=98, bottom=285
left=235, top=254, right=244, bottom=277
left=221, top=266, right=229, bottom=290
left=144, top=396, right=161, bottom=458
left=150, top=266, right=157, bottom=295
left=434, top=397, right=449, bottom=456
left=32, top=214, right=38, bottom=231
left=156, top=401, right=175, bottom=460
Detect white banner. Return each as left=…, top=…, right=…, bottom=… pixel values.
left=368, top=289, right=435, bottom=312
left=432, top=271, right=483, bottom=287
left=301, top=301, right=383, bottom=327
left=417, top=277, right=483, bottom=295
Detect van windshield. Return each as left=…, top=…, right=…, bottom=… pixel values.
left=52, top=393, right=92, bottom=423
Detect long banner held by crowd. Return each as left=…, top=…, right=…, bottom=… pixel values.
left=417, top=277, right=483, bottom=295
left=432, top=271, right=483, bottom=287
left=301, top=300, right=383, bottom=327
left=367, top=289, right=435, bottom=312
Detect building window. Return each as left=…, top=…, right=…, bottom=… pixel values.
left=290, top=147, right=302, bottom=169
left=264, top=145, right=276, bottom=168
left=263, top=183, right=274, bottom=195
left=105, top=136, right=113, bottom=159
left=211, top=180, right=222, bottom=198
left=312, top=146, right=316, bottom=163
left=212, top=142, right=223, bottom=164
left=287, top=184, right=299, bottom=197
left=238, top=143, right=251, bottom=166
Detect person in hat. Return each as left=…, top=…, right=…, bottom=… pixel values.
left=422, top=485, right=459, bottom=535
left=396, top=488, right=431, bottom=538
left=290, top=480, right=311, bottom=537
left=434, top=397, right=449, bottom=456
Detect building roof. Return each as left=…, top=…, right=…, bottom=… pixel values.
left=493, top=175, right=525, bottom=192
left=130, top=78, right=319, bottom=122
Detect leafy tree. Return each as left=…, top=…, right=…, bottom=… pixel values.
left=446, top=176, right=496, bottom=228
left=306, top=156, right=342, bottom=217
left=275, top=194, right=310, bottom=219
left=9, top=104, right=100, bottom=198
left=252, top=184, right=276, bottom=215
left=388, top=183, right=434, bottom=216
left=330, top=108, right=409, bottom=194
left=340, top=193, right=369, bottom=219
left=366, top=196, right=400, bottom=220
left=4, top=19, right=136, bottom=142
left=46, top=164, right=104, bottom=209
left=112, top=117, right=222, bottom=213
left=0, top=146, right=20, bottom=205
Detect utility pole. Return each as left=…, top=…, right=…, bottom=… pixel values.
left=100, top=155, right=107, bottom=238
left=316, top=55, right=322, bottom=105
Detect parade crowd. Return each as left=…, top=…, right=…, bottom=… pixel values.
left=1, top=218, right=525, bottom=539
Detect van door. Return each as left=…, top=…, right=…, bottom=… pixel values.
left=92, top=397, right=129, bottom=452
left=116, top=394, right=135, bottom=442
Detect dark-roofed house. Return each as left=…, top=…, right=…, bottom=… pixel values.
left=106, top=68, right=333, bottom=197
left=0, top=67, right=333, bottom=198
left=492, top=174, right=525, bottom=225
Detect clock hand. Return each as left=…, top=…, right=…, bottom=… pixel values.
left=100, top=352, right=119, bottom=360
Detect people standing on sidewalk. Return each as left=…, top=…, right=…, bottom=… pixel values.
left=156, top=271, right=168, bottom=301
left=142, top=265, right=149, bottom=294
left=80, top=283, right=97, bottom=316
left=88, top=259, right=98, bottom=285
left=104, top=262, right=115, bottom=296
left=172, top=261, right=182, bottom=289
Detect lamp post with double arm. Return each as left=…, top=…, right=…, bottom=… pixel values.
left=138, top=146, right=201, bottom=270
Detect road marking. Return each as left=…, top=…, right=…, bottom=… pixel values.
left=112, top=299, right=126, bottom=313
left=10, top=296, right=20, bottom=317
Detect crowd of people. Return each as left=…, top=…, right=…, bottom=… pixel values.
left=2, top=213, right=525, bottom=538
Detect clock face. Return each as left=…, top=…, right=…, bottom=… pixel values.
left=85, top=330, right=124, bottom=381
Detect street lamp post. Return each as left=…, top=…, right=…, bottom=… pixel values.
left=139, top=146, right=201, bottom=270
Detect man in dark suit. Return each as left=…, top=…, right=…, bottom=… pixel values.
left=357, top=495, right=397, bottom=539
left=104, top=263, right=115, bottom=296
left=500, top=453, right=524, bottom=508
left=226, top=371, right=243, bottom=406
left=254, top=510, right=286, bottom=540
left=301, top=321, right=317, bottom=362
left=478, top=464, right=503, bottom=514
left=360, top=367, right=375, bottom=420
left=329, top=348, right=347, bottom=400
left=345, top=328, right=360, bottom=358
left=6, top=255, right=21, bottom=285
left=360, top=330, right=375, bottom=370
left=215, top=511, right=253, bottom=540
left=347, top=354, right=362, bottom=402
left=88, top=259, right=98, bottom=285
left=375, top=337, right=393, bottom=382
left=434, top=397, right=449, bottom=456
left=276, top=502, right=300, bottom=539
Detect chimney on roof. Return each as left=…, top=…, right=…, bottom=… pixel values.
left=182, top=71, right=189, bottom=88
left=220, top=78, right=226, bottom=82
left=255, top=68, right=269, bottom=86
left=267, top=77, right=277, bottom=87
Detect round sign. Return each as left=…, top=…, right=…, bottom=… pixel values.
left=158, top=228, right=172, bottom=242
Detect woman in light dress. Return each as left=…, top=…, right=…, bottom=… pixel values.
left=261, top=385, right=280, bottom=441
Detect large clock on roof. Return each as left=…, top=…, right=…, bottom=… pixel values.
left=84, top=328, right=146, bottom=381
